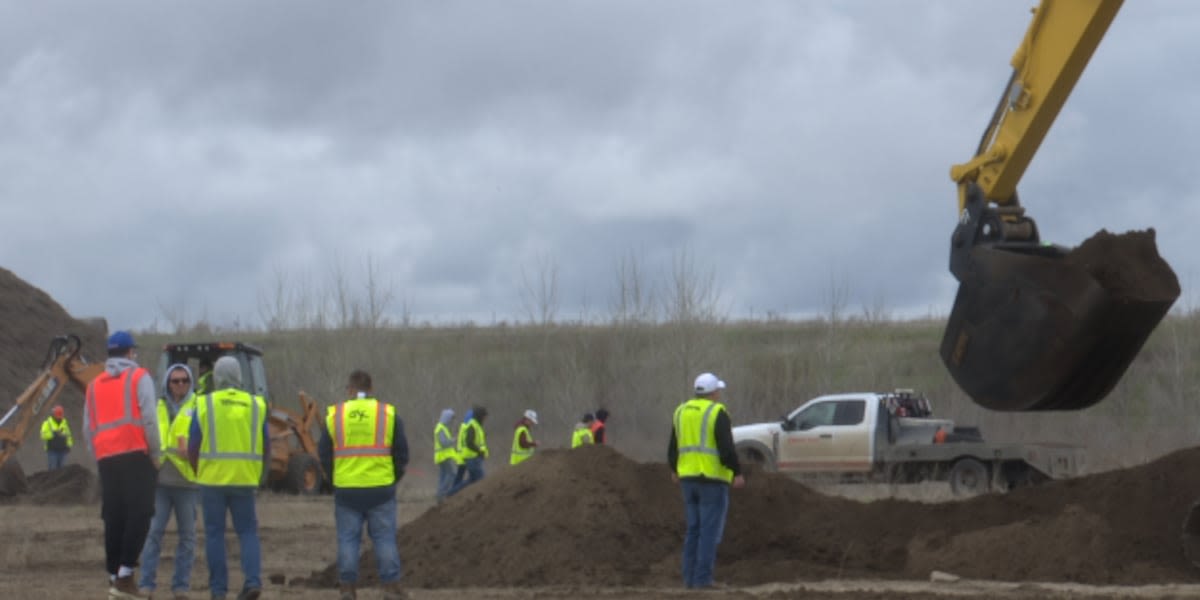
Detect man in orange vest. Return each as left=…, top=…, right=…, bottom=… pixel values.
left=590, top=408, right=609, bottom=445
left=83, top=330, right=161, bottom=600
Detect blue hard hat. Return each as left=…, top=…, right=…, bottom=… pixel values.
left=107, top=330, right=137, bottom=350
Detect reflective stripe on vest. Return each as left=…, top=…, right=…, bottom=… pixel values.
left=673, top=398, right=733, bottom=484
left=325, top=399, right=396, bottom=488
left=571, top=427, right=593, bottom=448
left=510, top=424, right=534, bottom=465
left=157, top=397, right=197, bottom=481
left=457, top=418, right=486, bottom=460
left=434, top=422, right=457, bottom=464
left=86, top=368, right=149, bottom=459
left=195, top=390, right=265, bottom=486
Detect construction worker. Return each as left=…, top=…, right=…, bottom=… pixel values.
left=571, top=413, right=595, bottom=448
left=446, top=406, right=487, bottom=497
left=194, top=357, right=214, bottom=396
left=40, top=404, right=73, bottom=470
left=433, top=409, right=458, bottom=503
left=318, top=370, right=410, bottom=600
left=83, top=330, right=161, bottom=600
left=510, top=409, right=539, bottom=465
left=138, top=363, right=199, bottom=600
left=590, top=408, right=610, bottom=445
left=667, top=372, right=744, bottom=590
left=187, top=356, right=268, bottom=600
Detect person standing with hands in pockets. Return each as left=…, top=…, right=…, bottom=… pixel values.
left=668, top=372, right=745, bottom=590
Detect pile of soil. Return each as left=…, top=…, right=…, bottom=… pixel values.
left=25, top=464, right=100, bottom=504
left=0, top=267, right=106, bottom=473
left=1066, top=229, right=1179, bottom=302
left=303, top=444, right=1200, bottom=589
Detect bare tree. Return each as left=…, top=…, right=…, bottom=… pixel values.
left=519, top=253, right=560, bottom=326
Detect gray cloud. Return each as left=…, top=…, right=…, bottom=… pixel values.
left=1, top=1, right=1195, bottom=330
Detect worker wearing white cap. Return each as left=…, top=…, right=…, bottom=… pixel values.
left=668, top=371, right=745, bottom=590
left=510, top=409, right=540, bottom=465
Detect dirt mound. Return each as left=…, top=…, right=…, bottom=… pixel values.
left=0, top=267, right=107, bottom=469
left=303, top=444, right=1200, bottom=589
left=25, top=464, right=99, bottom=504
left=1066, top=228, right=1179, bottom=301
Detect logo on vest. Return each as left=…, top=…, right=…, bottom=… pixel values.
left=348, top=409, right=370, bottom=421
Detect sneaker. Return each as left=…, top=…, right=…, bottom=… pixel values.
left=173, top=593, right=191, bottom=600
left=109, top=575, right=148, bottom=599
left=234, top=589, right=261, bottom=600
left=339, top=583, right=356, bottom=600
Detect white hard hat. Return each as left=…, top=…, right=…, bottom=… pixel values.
left=524, top=409, right=539, bottom=425
left=694, top=372, right=726, bottom=394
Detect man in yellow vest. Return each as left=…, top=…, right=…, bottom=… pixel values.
left=318, top=370, right=410, bottom=600
left=446, top=406, right=487, bottom=497
left=667, top=372, right=744, bottom=590
left=187, top=356, right=267, bottom=600
left=433, top=408, right=458, bottom=502
left=571, top=413, right=595, bottom=448
left=40, top=405, right=73, bottom=470
left=138, top=363, right=200, bottom=600
left=510, top=409, right=539, bottom=465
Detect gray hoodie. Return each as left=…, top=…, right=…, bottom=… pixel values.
left=156, top=363, right=197, bottom=488
left=82, top=356, right=162, bottom=463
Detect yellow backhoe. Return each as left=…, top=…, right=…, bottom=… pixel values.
left=942, top=0, right=1179, bottom=411
left=0, top=335, right=102, bottom=494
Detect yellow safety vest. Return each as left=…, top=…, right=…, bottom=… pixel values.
left=457, top=418, right=487, bottom=460
left=157, top=397, right=197, bottom=482
left=194, top=389, right=266, bottom=487
left=195, top=371, right=213, bottom=395
left=672, top=398, right=733, bottom=484
left=571, top=426, right=594, bottom=448
left=510, top=424, right=534, bottom=465
left=434, top=421, right=458, bottom=465
left=40, top=417, right=73, bottom=450
left=325, top=398, right=396, bottom=488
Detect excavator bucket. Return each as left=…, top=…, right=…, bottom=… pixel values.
left=942, top=227, right=1178, bottom=411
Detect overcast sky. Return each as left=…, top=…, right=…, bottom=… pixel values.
left=2, top=1, right=1197, bottom=330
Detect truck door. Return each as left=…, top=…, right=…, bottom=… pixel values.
left=781, top=399, right=870, bottom=473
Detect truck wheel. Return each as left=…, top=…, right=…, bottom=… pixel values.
left=283, top=453, right=322, bottom=495
left=949, top=458, right=989, bottom=496
left=736, top=443, right=776, bottom=475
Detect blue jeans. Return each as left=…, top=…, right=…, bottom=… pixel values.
left=335, top=497, right=401, bottom=584
left=200, top=486, right=261, bottom=596
left=446, top=457, right=484, bottom=497
left=139, top=485, right=198, bottom=593
left=680, top=479, right=729, bottom=588
left=47, top=450, right=67, bottom=470
left=436, top=459, right=457, bottom=501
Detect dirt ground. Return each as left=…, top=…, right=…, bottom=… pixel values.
left=5, top=445, right=1200, bottom=599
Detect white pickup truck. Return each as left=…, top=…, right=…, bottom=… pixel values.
left=732, top=390, right=1084, bottom=495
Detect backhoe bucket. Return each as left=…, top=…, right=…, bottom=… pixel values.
left=941, top=229, right=1178, bottom=411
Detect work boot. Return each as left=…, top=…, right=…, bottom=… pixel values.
left=382, top=582, right=410, bottom=600
left=338, top=583, right=356, bottom=600
left=109, top=575, right=148, bottom=599
left=234, top=589, right=261, bottom=600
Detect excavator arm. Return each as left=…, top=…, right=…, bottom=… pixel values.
left=0, top=335, right=104, bottom=469
left=941, top=0, right=1179, bottom=411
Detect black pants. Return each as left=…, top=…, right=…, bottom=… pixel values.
left=97, top=451, right=158, bottom=575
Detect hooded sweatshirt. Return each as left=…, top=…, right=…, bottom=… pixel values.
left=436, top=409, right=456, bottom=454
left=157, top=363, right=197, bottom=488
left=83, top=356, right=162, bottom=463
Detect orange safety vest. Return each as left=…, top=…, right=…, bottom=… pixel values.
left=86, top=368, right=150, bottom=460
left=589, top=419, right=605, bottom=443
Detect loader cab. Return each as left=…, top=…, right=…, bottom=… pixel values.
left=156, top=342, right=269, bottom=401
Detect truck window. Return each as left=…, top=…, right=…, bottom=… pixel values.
left=795, top=402, right=836, bottom=429
left=833, top=400, right=866, bottom=426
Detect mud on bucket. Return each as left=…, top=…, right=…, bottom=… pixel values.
left=1182, top=500, right=1200, bottom=569
left=941, top=229, right=1178, bottom=411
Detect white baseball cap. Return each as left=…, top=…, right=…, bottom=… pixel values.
left=524, top=409, right=539, bottom=425
left=694, top=372, right=726, bottom=394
